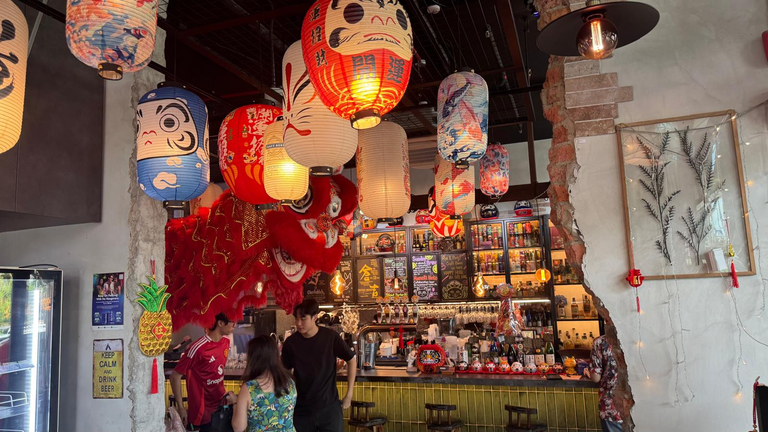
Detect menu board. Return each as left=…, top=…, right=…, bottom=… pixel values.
left=441, top=253, right=469, bottom=300
left=356, top=258, right=381, bottom=303
left=383, top=256, right=408, bottom=299
left=303, top=271, right=329, bottom=303
left=333, top=260, right=355, bottom=303
left=412, top=255, right=439, bottom=301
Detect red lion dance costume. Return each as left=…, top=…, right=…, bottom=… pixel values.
left=164, top=175, right=357, bottom=329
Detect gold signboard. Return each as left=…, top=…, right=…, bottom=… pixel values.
left=93, top=339, right=123, bottom=399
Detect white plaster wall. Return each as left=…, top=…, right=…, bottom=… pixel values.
left=573, top=0, right=768, bottom=429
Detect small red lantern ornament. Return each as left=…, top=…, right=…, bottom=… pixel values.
left=301, top=0, right=413, bottom=129
left=479, top=143, right=509, bottom=198
left=626, top=268, right=644, bottom=313
left=535, top=268, right=551, bottom=283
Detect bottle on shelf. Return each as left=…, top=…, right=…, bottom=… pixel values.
left=545, top=340, right=555, bottom=365
left=574, top=333, right=581, bottom=349
left=583, top=294, right=592, bottom=318
left=571, top=297, right=579, bottom=319
left=534, top=345, right=545, bottom=366
left=524, top=344, right=535, bottom=366
left=582, top=333, right=588, bottom=348
left=558, top=301, right=566, bottom=319
left=564, top=332, right=575, bottom=349
left=588, top=332, right=595, bottom=348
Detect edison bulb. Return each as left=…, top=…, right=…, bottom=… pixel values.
left=473, top=273, right=487, bottom=297
left=577, top=16, right=618, bottom=60
left=331, top=270, right=344, bottom=296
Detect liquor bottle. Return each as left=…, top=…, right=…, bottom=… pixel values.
left=573, top=333, right=581, bottom=349
left=524, top=345, right=535, bottom=366
left=558, top=302, right=566, bottom=319
left=558, top=330, right=564, bottom=349
left=545, top=340, right=555, bottom=365
left=564, top=332, right=575, bottom=349
left=428, top=233, right=434, bottom=251
left=588, top=332, right=595, bottom=347
left=571, top=297, right=579, bottom=319
left=525, top=309, right=532, bottom=327
left=583, top=294, right=592, bottom=318
left=381, top=301, right=389, bottom=324
left=582, top=333, right=588, bottom=349
left=534, top=346, right=545, bottom=366
left=490, top=334, right=500, bottom=364
left=506, top=343, right=518, bottom=364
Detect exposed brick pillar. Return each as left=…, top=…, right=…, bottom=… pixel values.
left=533, top=1, right=635, bottom=429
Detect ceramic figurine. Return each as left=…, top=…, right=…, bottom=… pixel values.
left=499, top=357, right=511, bottom=373
left=457, top=360, right=469, bottom=372
left=511, top=362, right=524, bottom=373
left=564, top=356, right=577, bottom=375
left=537, top=363, right=550, bottom=374
left=524, top=363, right=538, bottom=374
left=552, top=363, right=564, bottom=374
left=406, top=348, right=418, bottom=372
left=485, top=359, right=497, bottom=373
left=471, top=356, right=483, bottom=372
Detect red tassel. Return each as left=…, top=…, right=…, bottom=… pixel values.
left=151, top=358, right=159, bottom=394
left=731, top=261, right=739, bottom=288
left=636, top=294, right=641, bottom=313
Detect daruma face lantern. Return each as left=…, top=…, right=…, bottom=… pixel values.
left=357, top=121, right=411, bottom=223
left=0, top=0, right=28, bottom=155
left=301, top=0, right=413, bottom=129
left=263, top=116, right=309, bottom=203
left=437, top=69, right=489, bottom=167
left=434, top=155, right=475, bottom=218
left=480, top=143, right=509, bottom=198
left=218, top=103, right=282, bottom=207
left=65, top=0, right=158, bottom=80
left=136, top=83, right=209, bottom=204
left=282, top=41, right=358, bottom=176
left=427, top=187, right=463, bottom=238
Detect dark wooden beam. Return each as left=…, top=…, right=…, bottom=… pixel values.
left=179, top=2, right=313, bottom=37
left=409, top=183, right=551, bottom=211
left=496, top=0, right=536, bottom=122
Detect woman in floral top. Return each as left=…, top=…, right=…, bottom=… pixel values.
left=233, top=336, right=297, bottom=432
left=585, top=336, right=622, bottom=432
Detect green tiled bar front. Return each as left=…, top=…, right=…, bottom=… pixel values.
left=337, top=381, right=601, bottom=432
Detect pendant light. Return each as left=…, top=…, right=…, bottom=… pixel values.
left=434, top=155, right=475, bottom=218
left=393, top=269, right=402, bottom=292
left=263, top=116, right=309, bottom=204
left=535, top=268, right=552, bottom=283
left=437, top=68, right=488, bottom=167
left=65, top=0, right=159, bottom=80
left=282, top=41, right=358, bottom=176
left=301, top=0, right=413, bottom=129
left=218, top=102, right=282, bottom=208
left=0, top=0, right=28, bottom=155
left=136, top=83, right=210, bottom=208
left=479, top=143, right=509, bottom=199
left=536, top=1, right=659, bottom=60
left=357, top=121, right=411, bottom=223
left=473, top=273, right=487, bottom=297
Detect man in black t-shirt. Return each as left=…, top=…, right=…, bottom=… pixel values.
left=282, top=298, right=357, bottom=432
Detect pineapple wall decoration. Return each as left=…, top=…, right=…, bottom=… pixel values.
left=136, top=259, right=172, bottom=394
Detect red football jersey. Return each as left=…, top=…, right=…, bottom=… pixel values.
left=174, top=335, right=230, bottom=426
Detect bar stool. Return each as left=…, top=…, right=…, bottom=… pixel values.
left=504, top=405, right=547, bottom=432
left=348, top=401, right=387, bottom=432
left=425, top=403, right=463, bottom=431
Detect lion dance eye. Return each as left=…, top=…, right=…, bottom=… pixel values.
left=344, top=3, right=364, bottom=24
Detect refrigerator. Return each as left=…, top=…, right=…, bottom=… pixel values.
left=0, top=268, right=62, bottom=432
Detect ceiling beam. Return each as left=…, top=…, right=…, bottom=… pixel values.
left=495, top=0, right=536, bottom=122
left=179, top=2, right=312, bottom=38
left=407, top=65, right=525, bottom=91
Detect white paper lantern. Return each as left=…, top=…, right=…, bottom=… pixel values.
left=437, top=69, right=489, bottom=167
left=189, top=183, right=224, bottom=215
left=434, top=154, right=475, bottom=217
left=264, top=117, right=309, bottom=203
left=357, top=121, right=411, bottom=222
left=0, top=0, right=28, bottom=155
left=282, top=41, right=358, bottom=176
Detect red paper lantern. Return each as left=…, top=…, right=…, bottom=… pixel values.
left=480, top=143, right=509, bottom=198
left=218, top=104, right=282, bottom=206
left=301, top=0, right=413, bottom=129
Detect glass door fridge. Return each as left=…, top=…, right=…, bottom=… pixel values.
left=0, top=268, right=62, bottom=432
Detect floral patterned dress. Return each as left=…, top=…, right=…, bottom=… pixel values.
left=589, top=336, right=621, bottom=422
left=246, top=379, right=297, bottom=431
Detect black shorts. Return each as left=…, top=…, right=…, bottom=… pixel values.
left=294, top=401, right=344, bottom=432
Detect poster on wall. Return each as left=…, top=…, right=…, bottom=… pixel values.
left=441, top=253, right=469, bottom=300
left=356, top=258, right=381, bottom=303
left=383, top=256, right=408, bottom=299
left=92, top=273, right=125, bottom=330
left=93, top=339, right=123, bottom=399
left=333, top=260, right=355, bottom=303
left=303, top=271, right=329, bottom=303
left=412, top=255, right=439, bottom=301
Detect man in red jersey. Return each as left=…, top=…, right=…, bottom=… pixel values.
left=170, top=313, right=237, bottom=431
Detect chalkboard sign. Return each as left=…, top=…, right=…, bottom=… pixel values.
left=383, top=256, right=408, bottom=299
left=333, top=260, right=354, bottom=303
left=303, top=271, right=329, bottom=303
left=412, top=255, right=439, bottom=301
left=441, top=253, right=469, bottom=300
left=356, top=258, right=381, bottom=303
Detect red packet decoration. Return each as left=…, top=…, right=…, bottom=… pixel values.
left=626, top=269, right=644, bottom=313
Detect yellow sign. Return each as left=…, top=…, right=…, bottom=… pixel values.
left=93, top=339, right=123, bottom=399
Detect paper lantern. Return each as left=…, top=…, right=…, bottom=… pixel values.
left=65, top=0, right=158, bottom=80
left=218, top=103, right=282, bottom=206
left=437, top=69, right=489, bottom=167
left=282, top=41, right=357, bottom=176
left=189, top=183, right=224, bottom=215
left=0, top=1, right=27, bottom=155
left=301, top=0, right=413, bottom=129
left=136, top=83, right=209, bottom=204
left=263, top=116, right=309, bottom=203
left=480, top=143, right=509, bottom=198
left=434, top=155, right=475, bottom=217
left=427, top=187, right=463, bottom=238
left=535, top=268, right=552, bottom=283
left=357, top=121, right=411, bottom=222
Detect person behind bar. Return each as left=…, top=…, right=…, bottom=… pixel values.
left=281, top=298, right=357, bottom=432
left=170, top=313, right=238, bottom=431
left=232, top=335, right=297, bottom=431
left=584, top=335, right=622, bottom=432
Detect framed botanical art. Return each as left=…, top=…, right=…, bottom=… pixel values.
left=616, top=110, right=755, bottom=279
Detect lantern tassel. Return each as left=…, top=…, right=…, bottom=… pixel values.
left=635, top=290, right=641, bottom=314
left=731, top=261, right=739, bottom=289
left=151, top=357, right=159, bottom=394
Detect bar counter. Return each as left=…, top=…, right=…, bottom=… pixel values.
left=341, top=368, right=598, bottom=388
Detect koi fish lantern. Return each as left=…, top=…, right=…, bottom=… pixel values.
left=435, top=155, right=475, bottom=218
left=65, top=0, right=159, bottom=80
left=218, top=103, right=282, bottom=208
left=0, top=0, right=28, bottom=155
left=480, top=143, right=509, bottom=198
left=437, top=69, right=488, bottom=168
left=136, top=83, right=210, bottom=206
left=301, top=0, right=413, bottom=129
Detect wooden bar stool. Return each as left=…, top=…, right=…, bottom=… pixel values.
left=504, top=405, right=547, bottom=432
left=348, top=401, right=387, bottom=432
left=425, top=403, right=463, bottom=431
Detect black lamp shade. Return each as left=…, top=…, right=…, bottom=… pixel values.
left=537, top=1, right=660, bottom=57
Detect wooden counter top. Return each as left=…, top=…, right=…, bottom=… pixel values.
left=338, top=368, right=599, bottom=388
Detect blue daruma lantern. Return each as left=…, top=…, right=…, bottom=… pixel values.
left=136, top=83, right=209, bottom=205
left=437, top=68, right=488, bottom=168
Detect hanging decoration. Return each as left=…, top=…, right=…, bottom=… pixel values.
left=479, top=204, right=499, bottom=220
left=331, top=270, right=345, bottom=296
left=0, top=1, right=28, bottom=155
left=434, top=155, right=475, bottom=218
left=514, top=201, right=533, bottom=217
left=473, top=273, right=487, bottom=297
left=301, top=0, right=413, bottom=129
left=414, top=210, right=430, bottom=225
left=218, top=103, right=282, bottom=207
left=263, top=116, right=309, bottom=204
left=626, top=268, right=644, bottom=313
left=281, top=41, right=358, bottom=176
left=136, top=259, right=171, bottom=395
left=357, top=121, right=411, bottom=222
left=136, top=83, right=210, bottom=206
left=535, top=268, right=552, bottom=283
left=427, top=186, right=464, bottom=238
left=65, top=0, right=159, bottom=80
left=189, top=183, right=224, bottom=216
left=437, top=68, right=489, bottom=167
left=479, top=143, right=509, bottom=198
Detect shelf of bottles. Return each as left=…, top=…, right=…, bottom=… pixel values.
left=411, top=228, right=466, bottom=253
left=358, top=229, right=408, bottom=255
left=340, top=235, right=352, bottom=258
